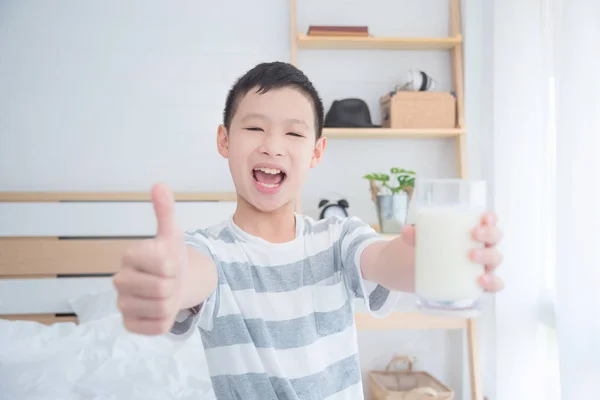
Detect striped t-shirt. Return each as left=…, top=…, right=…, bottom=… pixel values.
left=171, top=214, right=400, bottom=399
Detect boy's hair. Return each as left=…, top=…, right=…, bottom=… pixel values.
left=223, top=61, right=324, bottom=139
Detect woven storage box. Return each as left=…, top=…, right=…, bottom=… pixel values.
left=369, top=356, right=454, bottom=400
left=380, top=91, right=457, bottom=129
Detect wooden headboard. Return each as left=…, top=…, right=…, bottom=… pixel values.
left=0, top=191, right=237, bottom=325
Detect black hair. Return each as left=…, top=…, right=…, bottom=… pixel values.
left=222, top=61, right=324, bottom=139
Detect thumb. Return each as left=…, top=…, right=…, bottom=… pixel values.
left=400, top=224, right=416, bottom=247
left=151, top=183, right=178, bottom=239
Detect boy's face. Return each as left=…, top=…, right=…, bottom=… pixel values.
left=217, top=87, right=326, bottom=212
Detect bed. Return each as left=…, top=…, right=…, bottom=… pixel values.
left=0, top=191, right=237, bottom=400
left=0, top=191, right=477, bottom=399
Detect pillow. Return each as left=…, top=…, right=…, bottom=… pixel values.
left=69, top=288, right=120, bottom=324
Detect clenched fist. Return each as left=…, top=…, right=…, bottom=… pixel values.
left=113, top=183, right=187, bottom=335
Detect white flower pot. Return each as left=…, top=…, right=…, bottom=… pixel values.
left=376, top=192, right=409, bottom=234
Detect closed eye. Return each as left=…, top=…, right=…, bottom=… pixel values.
left=245, top=127, right=263, bottom=132
left=287, top=132, right=304, bottom=138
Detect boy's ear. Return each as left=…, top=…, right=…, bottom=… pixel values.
left=217, top=124, right=229, bottom=159
left=310, top=136, right=327, bottom=168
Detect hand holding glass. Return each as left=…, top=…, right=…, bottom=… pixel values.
left=413, top=179, right=487, bottom=313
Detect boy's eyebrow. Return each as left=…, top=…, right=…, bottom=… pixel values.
left=241, top=113, right=309, bottom=128
left=286, top=118, right=309, bottom=129
left=241, top=113, right=269, bottom=122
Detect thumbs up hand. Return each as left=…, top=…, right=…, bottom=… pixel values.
left=113, top=183, right=187, bottom=335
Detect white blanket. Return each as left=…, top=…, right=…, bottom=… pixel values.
left=0, top=315, right=216, bottom=400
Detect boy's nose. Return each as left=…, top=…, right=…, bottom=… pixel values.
left=259, top=135, right=285, bottom=157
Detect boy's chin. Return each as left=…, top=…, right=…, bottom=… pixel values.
left=244, top=193, right=296, bottom=213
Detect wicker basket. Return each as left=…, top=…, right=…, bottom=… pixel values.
left=369, top=356, right=454, bottom=400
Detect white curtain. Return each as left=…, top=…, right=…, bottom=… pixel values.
left=554, top=0, right=600, bottom=398
left=492, top=0, right=600, bottom=399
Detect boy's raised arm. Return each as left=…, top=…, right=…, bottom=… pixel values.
left=112, top=183, right=217, bottom=335
left=360, top=214, right=505, bottom=294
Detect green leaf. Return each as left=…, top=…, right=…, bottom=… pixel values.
left=366, top=169, right=415, bottom=186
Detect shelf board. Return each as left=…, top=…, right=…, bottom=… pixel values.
left=297, top=33, right=462, bottom=50
left=354, top=311, right=468, bottom=330
left=323, top=128, right=464, bottom=139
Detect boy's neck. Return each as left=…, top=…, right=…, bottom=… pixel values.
left=232, top=196, right=297, bottom=243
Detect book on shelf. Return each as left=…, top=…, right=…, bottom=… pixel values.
left=307, top=25, right=370, bottom=37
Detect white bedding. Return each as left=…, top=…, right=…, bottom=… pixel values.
left=0, top=310, right=216, bottom=400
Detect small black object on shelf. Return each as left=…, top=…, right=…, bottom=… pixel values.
left=318, top=198, right=350, bottom=219
left=324, top=98, right=381, bottom=128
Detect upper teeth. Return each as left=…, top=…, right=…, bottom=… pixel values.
left=254, top=167, right=281, bottom=175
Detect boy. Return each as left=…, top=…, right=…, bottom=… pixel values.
left=113, top=62, right=504, bottom=399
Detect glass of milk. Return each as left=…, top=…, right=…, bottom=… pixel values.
left=413, top=178, right=487, bottom=313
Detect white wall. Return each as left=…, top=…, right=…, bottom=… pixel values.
left=0, top=1, right=494, bottom=398
left=0, top=0, right=458, bottom=223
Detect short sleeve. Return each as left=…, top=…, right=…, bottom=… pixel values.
left=338, top=216, right=400, bottom=318
left=168, top=229, right=221, bottom=340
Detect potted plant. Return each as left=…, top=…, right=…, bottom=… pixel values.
left=363, top=168, right=416, bottom=234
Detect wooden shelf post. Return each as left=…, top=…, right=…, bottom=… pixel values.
left=289, top=1, right=482, bottom=398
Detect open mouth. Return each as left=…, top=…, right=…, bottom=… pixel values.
left=252, top=167, right=286, bottom=189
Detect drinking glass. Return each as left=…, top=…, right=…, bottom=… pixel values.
left=413, top=178, right=487, bottom=313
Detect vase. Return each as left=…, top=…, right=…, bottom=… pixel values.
left=376, top=192, right=409, bottom=234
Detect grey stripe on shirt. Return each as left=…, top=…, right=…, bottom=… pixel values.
left=218, top=247, right=342, bottom=293
left=200, top=299, right=354, bottom=350
left=186, top=234, right=387, bottom=301
left=210, top=353, right=361, bottom=400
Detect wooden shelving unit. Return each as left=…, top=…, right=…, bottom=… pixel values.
left=290, top=1, right=482, bottom=399
left=323, top=127, right=465, bottom=139
left=289, top=4, right=467, bottom=179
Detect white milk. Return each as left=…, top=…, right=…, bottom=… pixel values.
left=415, top=205, right=484, bottom=306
